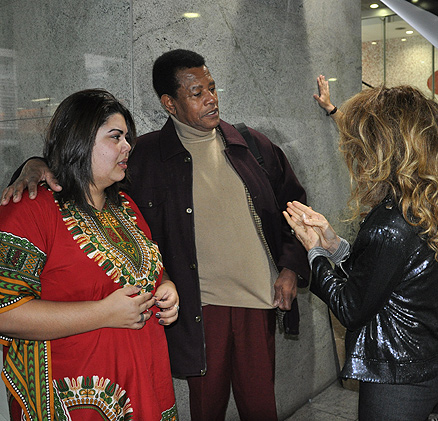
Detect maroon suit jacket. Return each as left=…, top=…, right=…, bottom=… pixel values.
left=126, top=118, right=309, bottom=377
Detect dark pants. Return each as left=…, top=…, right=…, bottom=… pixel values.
left=187, top=305, right=277, bottom=421
left=359, top=376, right=438, bottom=421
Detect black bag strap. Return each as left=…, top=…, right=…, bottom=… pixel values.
left=233, top=123, right=265, bottom=168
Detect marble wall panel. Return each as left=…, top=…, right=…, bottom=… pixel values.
left=0, top=0, right=361, bottom=419
left=132, top=0, right=360, bottom=229
left=132, top=1, right=360, bottom=419
left=0, top=0, right=132, bottom=191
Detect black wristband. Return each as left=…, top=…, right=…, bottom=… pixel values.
left=326, top=106, right=337, bottom=116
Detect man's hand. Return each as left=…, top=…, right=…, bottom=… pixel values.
left=1, top=158, right=61, bottom=206
left=273, top=268, right=298, bottom=311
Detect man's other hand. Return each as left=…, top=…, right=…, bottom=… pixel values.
left=1, top=158, right=61, bottom=205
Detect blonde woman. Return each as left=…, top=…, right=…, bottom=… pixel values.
left=284, top=85, right=438, bottom=420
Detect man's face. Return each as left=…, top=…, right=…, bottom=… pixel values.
left=162, top=65, right=220, bottom=132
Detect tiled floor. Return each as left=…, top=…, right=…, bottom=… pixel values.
left=285, top=381, right=438, bottom=421
left=285, top=381, right=359, bottom=421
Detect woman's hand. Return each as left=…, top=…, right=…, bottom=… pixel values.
left=99, top=285, right=154, bottom=329
left=1, top=158, right=61, bottom=206
left=0, top=285, right=154, bottom=340
left=283, top=203, right=321, bottom=251
left=154, top=276, right=179, bottom=326
left=283, top=201, right=341, bottom=253
left=313, top=75, right=335, bottom=114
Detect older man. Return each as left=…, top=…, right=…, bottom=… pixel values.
left=3, top=49, right=309, bottom=420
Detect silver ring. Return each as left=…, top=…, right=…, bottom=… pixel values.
left=290, top=228, right=295, bottom=235
left=174, top=304, right=180, bottom=312
left=139, top=313, right=145, bottom=323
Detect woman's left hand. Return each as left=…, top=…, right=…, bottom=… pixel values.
left=313, top=75, right=334, bottom=114
left=153, top=275, right=179, bottom=325
left=283, top=203, right=322, bottom=251
left=285, top=201, right=341, bottom=253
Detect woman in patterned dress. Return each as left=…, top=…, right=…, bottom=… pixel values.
left=0, top=89, right=179, bottom=420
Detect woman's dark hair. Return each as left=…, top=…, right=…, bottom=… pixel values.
left=152, top=49, right=206, bottom=98
left=43, top=89, right=136, bottom=213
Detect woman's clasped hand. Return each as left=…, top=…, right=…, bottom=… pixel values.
left=283, top=201, right=340, bottom=253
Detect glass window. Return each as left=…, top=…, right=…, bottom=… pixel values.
left=362, top=14, right=436, bottom=99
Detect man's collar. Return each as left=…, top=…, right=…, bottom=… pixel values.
left=158, top=118, right=188, bottom=161
left=216, top=120, right=249, bottom=147
left=159, top=118, right=249, bottom=161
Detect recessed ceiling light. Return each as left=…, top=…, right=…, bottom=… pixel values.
left=328, top=78, right=337, bottom=82
left=370, top=3, right=379, bottom=9
left=401, top=38, right=407, bottom=41
left=31, top=98, right=51, bottom=102
left=371, top=41, right=377, bottom=45
left=183, top=12, right=200, bottom=18
left=406, top=30, right=414, bottom=34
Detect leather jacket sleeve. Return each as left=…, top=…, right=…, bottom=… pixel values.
left=310, top=202, right=417, bottom=331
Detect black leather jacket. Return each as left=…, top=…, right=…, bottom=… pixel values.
left=312, top=196, right=438, bottom=383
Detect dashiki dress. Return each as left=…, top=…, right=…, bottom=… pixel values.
left=0, top=186, right=178, bottom=421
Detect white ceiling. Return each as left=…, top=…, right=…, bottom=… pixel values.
left=361, top=0, right=418, bottom=43
left=362, top=14, right=416, bottom=42
left=361, top=0, right=394, bottom=18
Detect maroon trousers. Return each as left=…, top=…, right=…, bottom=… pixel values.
left=187, top=305, right=277, bottom=421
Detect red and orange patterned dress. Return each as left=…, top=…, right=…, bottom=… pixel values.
left=0, top=186, right=177, bottom=420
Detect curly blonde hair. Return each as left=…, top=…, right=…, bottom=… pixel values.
left=338, top=85, right=438, bottom=258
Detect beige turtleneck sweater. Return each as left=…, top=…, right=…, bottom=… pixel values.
left=172, top=116, right=277, bottom=309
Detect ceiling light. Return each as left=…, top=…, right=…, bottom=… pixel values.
left=371, top=41, right=377, bottom=45
left=183, top=12, right=200, bottom=18
left=370, top=3, right=379, bottom=9
left=328, top=78, right=337, bottom=82
left=401, top=38, right=407, bottom=42
left=31, top=98, right=51, bottom=102
left=406, top=30, right=414, bottom=34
